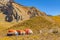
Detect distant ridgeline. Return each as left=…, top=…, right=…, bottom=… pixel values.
left=0, top=0, right=47, bottom=22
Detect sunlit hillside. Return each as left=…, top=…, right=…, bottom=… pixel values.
left=0, top=2, right=48, bottom=31
left=0, top=2, right=54, bottom=33
left=50, top=16, right=60, bottom=26
left=0, top=16, right=60, bottom=40
left=0, top=1, right=60, bottom=40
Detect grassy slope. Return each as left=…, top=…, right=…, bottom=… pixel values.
left=0, top=16, right=60, bottom=40
left=9, top=16, right=54, bottom=32
left=51, top=16, right=60, bottom=25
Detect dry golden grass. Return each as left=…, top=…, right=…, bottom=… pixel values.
left=50, top=16, right=60, bottom=27
left=51, top=16, right=60, bottom=24
left=0, top=16, right=60, bottom=40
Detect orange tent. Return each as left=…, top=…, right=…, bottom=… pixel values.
left=24, top=28, right=33, bottom=34
left=8, top=29, right=16, bottom=32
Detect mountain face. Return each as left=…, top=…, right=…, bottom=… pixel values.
left=0, top=0, right=54, bottom=28
left=12, top=3, right=47, bottom=21
left=0, top=1, right=47, bottom=26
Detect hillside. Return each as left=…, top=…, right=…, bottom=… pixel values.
left=0, top=16, right=60, bottom=40
left=7, top=16, right=57, bottom=34
left=0, top=2, right=55, bottom=32
left=0, top=3, right=43, bottom=31
left=0, top=1, right=59, bottom=40
left=0, top=2, right=47, bottom=27
left=48, top=16, right=60, bottom=28
left=50, top=16, right=60, bottom=26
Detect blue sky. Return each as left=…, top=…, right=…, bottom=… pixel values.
left=15, top=0, right=60, bottom=15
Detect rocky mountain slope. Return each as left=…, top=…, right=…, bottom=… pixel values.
left=0, top=2, right=54, bottom=28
